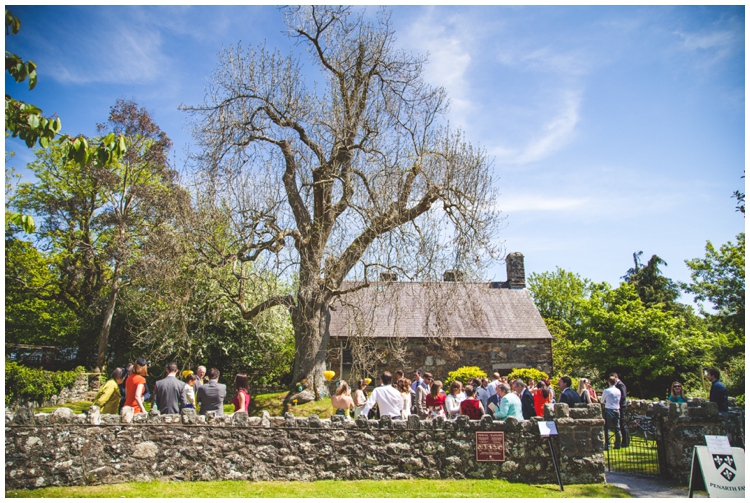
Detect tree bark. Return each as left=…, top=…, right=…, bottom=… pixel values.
left=96, top=263, right=121, bottom=371
left=289, top=281, right=332, bottom=398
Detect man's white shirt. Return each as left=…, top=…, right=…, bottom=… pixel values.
left=601, top=386, right=621, bottom=410
left=362, top=384, right=403, bottom=418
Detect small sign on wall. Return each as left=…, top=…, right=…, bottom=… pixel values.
left=476, top=431, right=505, bottom=462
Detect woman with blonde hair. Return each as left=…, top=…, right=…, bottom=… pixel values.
left=425, top=380, right=447, bottom=418
left=668, top=381, right=687, bottom=403
left=445, top=380, right=466, bottom=419
left=331, top=380, right=355, bottom=419
left=397, top=378, right=412, bottom=418
left=123, top=358, right=149, bottom=414
left=578, top=378, right=593, bottom=404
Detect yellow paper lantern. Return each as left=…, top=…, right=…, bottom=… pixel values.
left=323, top=370, right=336, bottom=381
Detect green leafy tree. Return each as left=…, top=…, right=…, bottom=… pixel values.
left=527, top=268, right=590, bottom=376
left=575, top=282, right=713, bottom=398
left=683, top=233, right=745, bottom=334
left=622, top=252, right=681, bottom=310
left=8, top=100, right=183, bottom=369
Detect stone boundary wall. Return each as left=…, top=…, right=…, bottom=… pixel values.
left=651, top=401, right=744, bottom=483
left=5, top=403, right=605, bottom=490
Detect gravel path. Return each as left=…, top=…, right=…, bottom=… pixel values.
left=605, top=471, right=707, bottom=498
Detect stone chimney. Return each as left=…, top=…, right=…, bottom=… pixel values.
left=380, top=272, right=398, bottom=282
left=443, top=269, right=464, bottom=282
left=505, top=252, right=525, bottom=289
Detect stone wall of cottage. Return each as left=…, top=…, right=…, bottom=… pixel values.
left=328, top=337, right=552, bottom=383
left=5, top=402, right=602, bottom=490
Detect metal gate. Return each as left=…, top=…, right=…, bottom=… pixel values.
left=605, top=414, right=661, bottom=477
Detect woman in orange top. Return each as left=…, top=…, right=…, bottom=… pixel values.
left=123, top=358, right=149, bottom=413
left=533, top=379, right=553, bottom=417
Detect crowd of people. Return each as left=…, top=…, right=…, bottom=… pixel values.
left=92, top=359, right=731, bottom=447
left=92, top=359, right=252, bottom=417
left=328, top=370, right=621, bottom=429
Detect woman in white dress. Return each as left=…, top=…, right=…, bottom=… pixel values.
left=445, top=380, right=466, bottom=419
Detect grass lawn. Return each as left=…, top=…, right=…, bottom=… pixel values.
left=5, top=478, right=631, bottom=498
left=33, top=392, right=332, bottom=418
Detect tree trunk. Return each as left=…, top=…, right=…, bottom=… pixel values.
left=290, top=292, right=331, bottom=399
left=96, top=264, right=121, bottom=370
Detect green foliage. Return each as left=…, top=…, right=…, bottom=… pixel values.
left=5, top=237, right=81, bottom=347
left=736, top=394, right=744, bottom=409
left=5, top=361, right=86, bottom=405
left=575, top=282, right=713, bottom=398
left=683, top=233, right=745, bottom=336
left=622, top=252, right=681, bottom=310
left=722, top=354, right=745, bottom=397
left=528, top=268, right=590, bottom=377
left=507, top=368, right=549, bottom=384
left=445, top=366, right=487, bottom=384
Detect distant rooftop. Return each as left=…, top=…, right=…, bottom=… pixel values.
left=328, top=281, right=552, bottom=340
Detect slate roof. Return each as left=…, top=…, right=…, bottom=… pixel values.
left=328, top=282, right=552, bottom=340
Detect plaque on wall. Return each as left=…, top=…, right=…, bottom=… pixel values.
left=476, top=431, right=505, bottom=462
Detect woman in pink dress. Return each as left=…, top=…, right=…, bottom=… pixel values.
left=233, top=374, right=251, bottom=413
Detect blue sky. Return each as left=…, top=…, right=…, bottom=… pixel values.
left=5, top=5, right=745, bottom=304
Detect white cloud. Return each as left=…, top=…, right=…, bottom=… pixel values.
left=47, top=23, right=167, bottom=85
left=402, top=9, right=476, bottom=126
left=499, top=194, right=588, bottom=213
left=491, top=89, right=582, bottom=165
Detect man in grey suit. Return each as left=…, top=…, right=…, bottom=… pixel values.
left=153, top=362, right=185, bottom=414
left=197, top=367, right=226, bottom=415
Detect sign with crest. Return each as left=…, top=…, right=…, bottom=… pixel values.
left=689, top=435, right=744, bottom=498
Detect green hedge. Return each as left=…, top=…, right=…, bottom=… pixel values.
left=5, top=360, right=86, bottom=406
left=506, top=368, right=549, bottom=384
left=445, top=366, right=487, bottom=385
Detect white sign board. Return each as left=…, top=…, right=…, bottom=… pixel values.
left=705, top=435, right=732, bottom=455
left=537, top=421, right=558, bottom=437
left=689, top=445, right=745, bottom=498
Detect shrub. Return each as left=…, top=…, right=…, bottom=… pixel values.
left=5, top=360, right=86, bottom=406
left=506, top=368, right=549, bottom=384
left=723, top=354, right=745, bottom=397
left=445, top=366, right=487, bottom=385
left=736, top=394, right=745, bottom=409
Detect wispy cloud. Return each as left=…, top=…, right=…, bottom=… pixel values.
left=491, top=89, right=582, bottom=165
left=46, top=21, right=168, bottom=85
left=673, top=26, right=741, bottom=69
left=403, top=9, right=475, bottom=126
left=499, top=194, right=588, bottom=213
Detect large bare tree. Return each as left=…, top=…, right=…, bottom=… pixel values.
left=182, top=6, right=500, bottom=397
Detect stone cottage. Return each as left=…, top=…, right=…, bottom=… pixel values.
left=326, top=253, right=553, bottom=382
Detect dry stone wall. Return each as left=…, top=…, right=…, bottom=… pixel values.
left=5, top=403, right=604, bottom=489
left=652, top=401, right=745, bottom=483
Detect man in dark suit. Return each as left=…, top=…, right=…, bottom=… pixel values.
left=152, top=362, right=185, bottom=414
left=197, top=367, right=227, bottom=415
left=486, top=383, right=502, bottom=414
left=557, top=376, right=581, bottom=407
left=513, top=379, right=536, bottom=419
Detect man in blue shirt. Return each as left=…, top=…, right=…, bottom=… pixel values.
left=557, top=376, right=581, bottom=407
left=707, top=368, right=729, bottom=412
